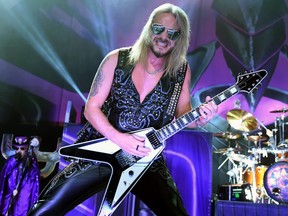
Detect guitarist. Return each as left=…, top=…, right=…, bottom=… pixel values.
left=28, top=3, right=217, bottom=216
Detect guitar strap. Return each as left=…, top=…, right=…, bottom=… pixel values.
left=162, top=61, right=188, bottom=126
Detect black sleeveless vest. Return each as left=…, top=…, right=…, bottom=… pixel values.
left=77, top=47, right=187, bottom=141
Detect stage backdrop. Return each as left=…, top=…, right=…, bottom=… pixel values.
left=0, top=0, right=288, bottom=205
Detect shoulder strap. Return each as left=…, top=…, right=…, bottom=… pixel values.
left=162, top=61, right=188, bottom=126
left=116, top=47, right=134, bottom=72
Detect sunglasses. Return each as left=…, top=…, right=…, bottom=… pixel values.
left=12, top=146, right=28, bottom=151
left=151, top=23, right=180, bottom=41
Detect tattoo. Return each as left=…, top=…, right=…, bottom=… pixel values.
left=88, top=56, right=109, bottom=98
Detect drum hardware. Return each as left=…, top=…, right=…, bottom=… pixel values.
left=271, top=107, right=287, bottom=147
left=275, top=116, right=286, bottom=145
left=269, top=107, right=287, bottom=113
left=271, top=128, right=279, bottom=150
left=215, top=148, right=246, bottom=184
left=216, top=149, right=239, bottom=170
left=227, top=109, right=258, bottom=132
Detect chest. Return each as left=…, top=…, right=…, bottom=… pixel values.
left=131, top=65, right=164, bottom=103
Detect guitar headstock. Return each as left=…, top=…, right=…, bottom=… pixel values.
left=236, top=70, right=268, bottom=93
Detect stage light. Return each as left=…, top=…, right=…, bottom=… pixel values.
left=0, top=2, right=86, bottom=102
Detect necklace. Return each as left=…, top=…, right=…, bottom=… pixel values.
left=145, top=65, right=165, bottom=75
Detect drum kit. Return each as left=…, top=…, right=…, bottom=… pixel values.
left=214, top=107, right=288, bottom=204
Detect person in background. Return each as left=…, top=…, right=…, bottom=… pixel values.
left=0, top=136, right=40, bottom=216
left=28, top=3, right=217, bottom=215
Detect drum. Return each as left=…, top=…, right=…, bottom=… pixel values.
left=264, top=161, right=288, bottom=204
left=243, top=165, right=267, bottom=188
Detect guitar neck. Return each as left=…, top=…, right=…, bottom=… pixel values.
left=155, top=84, right=239, bottom=142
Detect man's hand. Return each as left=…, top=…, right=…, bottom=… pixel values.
left=197, top=96, right=218, bottom=126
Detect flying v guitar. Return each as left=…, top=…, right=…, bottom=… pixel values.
left=59, top=69, right=267, bottom=216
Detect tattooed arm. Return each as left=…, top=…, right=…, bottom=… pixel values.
left=84, top=49, right=150, bottom=157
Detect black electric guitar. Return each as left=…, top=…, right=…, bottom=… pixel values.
left=59, top=69, right=267, bottom=216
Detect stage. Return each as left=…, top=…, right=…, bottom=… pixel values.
left=214, top=200, right=288, bottom=216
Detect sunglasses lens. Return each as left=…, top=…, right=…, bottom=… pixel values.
left=152, top=24, right=165, bottom=35
left=167, top=30, right=180, bottom=41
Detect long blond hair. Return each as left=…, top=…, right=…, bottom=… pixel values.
left=129, top=3, right=190, bottom=77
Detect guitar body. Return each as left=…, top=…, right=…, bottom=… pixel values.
left=59, top=70, right=268, bottom=216
left=59, top=127, right=165, bottom=216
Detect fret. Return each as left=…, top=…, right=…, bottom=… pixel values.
left=224, top=90, right=233, bottom=99
left=173, top=123, right=179, bottom=130
left=168, top=124, right=176, bottom=133
left=187, top=112, right=197, bottom=122
left=230, top=86, right=238, bottom=94
left=163, top=127, right=170, bottom=136
left=192, top=110, right=200, bottom=118
left=162, top=129, right=168, bottom=138
left=157, top=131, right=165, bottom=141
left=218, top=93, right=226, bottom=102
left=213, top=96, right=221, bottom=105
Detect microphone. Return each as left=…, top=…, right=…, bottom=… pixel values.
left=14, top=152, right=21, bottom=160
left=30, top=137, right=40, bottom=147
left=28, top=137, right=40, bottom=156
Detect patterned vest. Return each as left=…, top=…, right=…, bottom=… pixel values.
left=77, top=47, right=187, bottom=141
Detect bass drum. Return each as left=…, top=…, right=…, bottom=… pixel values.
left=264, top=161, right=288, bottom=204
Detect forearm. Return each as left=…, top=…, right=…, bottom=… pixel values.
left=84, top=106, right=149, bottom=157
left=84, top=108, right=122, bottom=143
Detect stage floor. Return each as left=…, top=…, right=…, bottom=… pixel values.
left=214, top=200, right=288, bottom=216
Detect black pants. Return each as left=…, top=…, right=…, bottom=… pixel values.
left=28, top=158, right=188, bottom=216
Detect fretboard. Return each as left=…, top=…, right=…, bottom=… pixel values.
left=155, top=84, right=239, bottom=142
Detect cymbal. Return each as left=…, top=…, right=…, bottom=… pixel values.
left=227, top=109, right=258, bottom=132
left=246, top=134, right=269, bottom=142
left=270, top=108, right=287, bottom=113
left=214, top=148, right=230, bottom=154
left=213, top=132, right=241, bottom=140
left=214, top=147, right=243, bottom=154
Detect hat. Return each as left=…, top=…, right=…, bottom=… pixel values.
left=12, top=136, right=30, bottom=148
